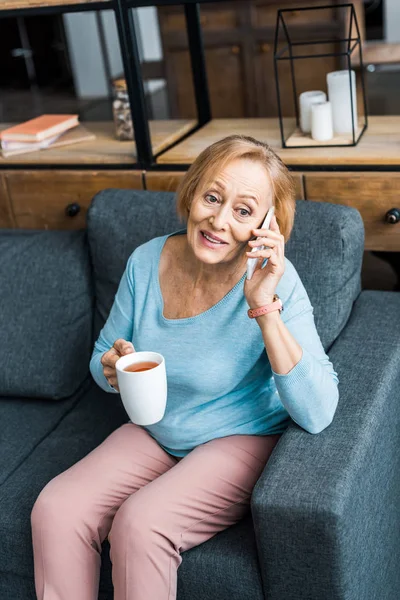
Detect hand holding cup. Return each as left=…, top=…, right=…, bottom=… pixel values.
left=101, top=338, right=135, bottom=392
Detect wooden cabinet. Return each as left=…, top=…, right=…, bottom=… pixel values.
left=5, top=171, right=143, bottom=230
left=0, top=174, right=14, bottom=227
left=145, top=171, right=187, bottom=193
left=158, top=0, right=364, bottom=119
left=145, top=170, right=305, bottom=200
left=304, top=173, right=400, bottom=252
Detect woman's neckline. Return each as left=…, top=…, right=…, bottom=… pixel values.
left=155, top=229, right=247, bottom=324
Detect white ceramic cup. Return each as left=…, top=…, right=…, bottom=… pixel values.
left=115, top=351, right=167, bottom=426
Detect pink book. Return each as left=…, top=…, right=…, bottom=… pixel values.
left=0, top=114, right=79, bottom=142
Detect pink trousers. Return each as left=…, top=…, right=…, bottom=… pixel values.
left=31, top=422, right=281, bottom=600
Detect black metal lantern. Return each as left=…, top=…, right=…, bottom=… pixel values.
left=274, top=3, right=368, bottom=149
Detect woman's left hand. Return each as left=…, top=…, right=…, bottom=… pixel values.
left=244, top=214, right=285, bottom=308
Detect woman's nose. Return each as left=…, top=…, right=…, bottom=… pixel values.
left=210, top=206, right=230, bottom=229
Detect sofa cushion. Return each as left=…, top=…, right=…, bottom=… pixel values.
left=98, top=513, right=264, bottom=600
left=87, top=190, right=364, bottom=351
left=0, top=387, right=85, bottom=488
left=87, top=189, right=182, bottom=339
left=0, top=229, right=93, bottom=399
left=0, top=381, right=128, bottom=585
left=285, top=199, right=364, bottom=349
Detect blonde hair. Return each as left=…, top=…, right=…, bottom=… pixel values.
left=176, top=135, right=296, bottom=242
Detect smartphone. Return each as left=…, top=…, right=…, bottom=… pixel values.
left=246, top=206, right=275, bottom=280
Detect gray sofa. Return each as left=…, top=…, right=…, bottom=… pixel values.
left=1, top=189, right=399, bottom=600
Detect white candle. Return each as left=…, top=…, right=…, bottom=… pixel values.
left=299, top=91, right=327, bottom=134
left=311, top=101, right=333, bottom=142
left=327, top=70, right=358, bottom=135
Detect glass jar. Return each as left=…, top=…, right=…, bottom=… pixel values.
left=112, top=78, right=134, bottom=141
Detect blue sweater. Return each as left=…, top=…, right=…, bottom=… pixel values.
left=90, top=229, right=339, bottom=457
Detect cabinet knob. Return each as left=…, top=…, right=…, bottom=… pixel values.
left=260, top=43, right=271, bottom=53
left=65, top=203, right=81, bottom=217
left=385, top=208, right=400, bottom=224
left=231, top=45, right=240, bottom=55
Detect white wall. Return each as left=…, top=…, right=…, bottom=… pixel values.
left=384, top=0, right=400, bottom=43
left=137, top=7, right=164, bottom=94
left=64, top=7, right=163, bottom=99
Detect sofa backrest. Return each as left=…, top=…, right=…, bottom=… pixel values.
left=87, top=189, right=364, bottom=351
left=0, top=229, right=93, bottom=400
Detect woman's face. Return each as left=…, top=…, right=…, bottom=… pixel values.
left=186, top=158, right=273, bottom=269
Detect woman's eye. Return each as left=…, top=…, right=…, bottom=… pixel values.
left=205, top=194, right=218, bottom=203
left=238, top=208, right=251, bottom=217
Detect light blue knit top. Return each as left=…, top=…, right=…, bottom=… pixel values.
left=90, top=229, right=339, bottom=457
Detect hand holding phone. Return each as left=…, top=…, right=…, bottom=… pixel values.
left=246, top=206, right=275, bottom=280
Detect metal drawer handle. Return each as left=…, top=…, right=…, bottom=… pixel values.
left=385, top=208, right=400, bottom=224
left=65, top=203, right=81, bottom=217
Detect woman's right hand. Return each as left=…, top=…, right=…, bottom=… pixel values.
left=101, top=338, right=135, bottom=392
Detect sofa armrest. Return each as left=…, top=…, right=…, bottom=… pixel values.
left=251, top=290, right=400, bottom=600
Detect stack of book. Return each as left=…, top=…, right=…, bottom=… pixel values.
left=0, top=114, right=96, bottom=158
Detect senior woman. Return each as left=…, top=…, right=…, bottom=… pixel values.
left=31, top=135, right=339, bottom=600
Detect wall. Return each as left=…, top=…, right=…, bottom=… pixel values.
left=63, top=7, right=164, bottom=99
left=385, top=0, right=400, bottom=43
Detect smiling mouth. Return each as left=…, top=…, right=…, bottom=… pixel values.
left=201, top=231, right=227, bottom=244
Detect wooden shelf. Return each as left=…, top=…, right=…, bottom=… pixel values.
left=284, top=123, right=365, bottom=148
left=0, top=120, right=196, bottom=165
left=156, top=116, right=400, bottom=167
left=0, top=0, right=110, bottom=9
left=353, top=42, right=400, bottom=67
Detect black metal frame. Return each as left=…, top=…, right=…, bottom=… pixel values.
left=274, top=3, right=368, bottom=149
left=0, top=0, right=392, bottom=172
left=0, top=0, right=216, bottom=170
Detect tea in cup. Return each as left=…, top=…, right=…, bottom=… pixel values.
left=115, top=351, right=167, bottom=425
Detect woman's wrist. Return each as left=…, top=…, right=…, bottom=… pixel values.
left=249, top=295, right=275, bottom=309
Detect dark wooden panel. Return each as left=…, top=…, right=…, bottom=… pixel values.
left=252, top=0, right=336, bottom=28
left=255, top=42, right=338, bottom=117
left=166, top=44, right=248, bottom=118
left=159, top=4, right=240, bottom=32
left=0, top=174, right=14, bottom=227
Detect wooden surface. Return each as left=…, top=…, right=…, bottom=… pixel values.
left=0, top=0, right=109, bottom=9
left=145, top=171, right=186, bottom=193
left=145, top=170, right=305, bottom=200
left=285, top=124, right=364, bottom=148
left=0, top=120, right=196, bottom=165
left=7, top=170, right=143, bottom=230
left=157, top=117, right=400, bottom=166
left=0, top=174, right=14, bottom=227
left=353, top=42, right=400, bottom=66
left=305, top=173, right=400, bottom=252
